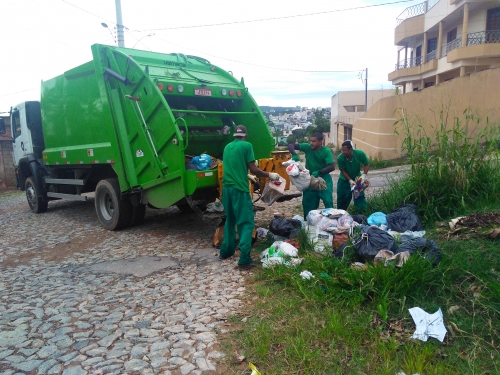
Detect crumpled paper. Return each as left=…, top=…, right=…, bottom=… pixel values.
left=409, top=307, right=447, bottom=342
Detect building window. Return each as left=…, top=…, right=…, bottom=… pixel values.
left=343, top=125, right=352, bottom=141
left=447, top=28, right=457, bottom=43
left=356, top=105, right=366, bottom=112
left=424, top=82, right=435, bottom=88
left=343, top=106, right=356, bottom=112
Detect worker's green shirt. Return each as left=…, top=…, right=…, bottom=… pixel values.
left=299, top=143, right=334, bottom=173
left=222, top=139, right=255, bottom=192
left=338, top=149, right=369, bottom=180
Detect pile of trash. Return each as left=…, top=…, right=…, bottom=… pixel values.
left=258, top=203, right=441, bottom=270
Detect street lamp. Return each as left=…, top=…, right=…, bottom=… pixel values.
left=132, top=33, right=155, bottom=48
left=101, top=23, right=116, bottom=46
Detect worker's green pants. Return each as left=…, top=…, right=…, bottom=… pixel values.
left=337, top=178, right=367, bottom=212
left=302, top=173, right=333, bottom=218
left=219, top=186, right=254, bottom=265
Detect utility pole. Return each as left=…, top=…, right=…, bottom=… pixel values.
left=115, top=0, right=125, bottom=47
left=365, top=68, right=368, bottom=112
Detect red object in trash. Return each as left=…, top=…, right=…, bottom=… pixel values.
left=272, top=181, right=283, bottom=186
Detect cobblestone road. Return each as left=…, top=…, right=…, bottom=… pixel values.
left=0, top=166, right=405, bottom=375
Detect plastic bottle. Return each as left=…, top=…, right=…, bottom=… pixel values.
left=268, top=246, right=275, bottom=256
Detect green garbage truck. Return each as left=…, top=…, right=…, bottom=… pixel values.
left=8, top=44, right=283, bottom=230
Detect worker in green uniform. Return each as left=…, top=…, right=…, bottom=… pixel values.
left=219, top=125, right=281, bottom=270
left=288, top=132, right=335, bottom=218
left=337, top=140, right=370, bottom=212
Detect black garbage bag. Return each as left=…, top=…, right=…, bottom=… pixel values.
left=354, top=225, right=398, bottom=261
left=396, top=238, right=441, bottom=266
left=269, top=217, right=302, bottom=239
left=386, top=204, right=424, bottom=232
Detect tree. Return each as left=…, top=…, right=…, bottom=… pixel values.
left=308, top=109, right=330, bottom=135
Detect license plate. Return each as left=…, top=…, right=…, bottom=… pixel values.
left=194, top=88, right=212, bottom=96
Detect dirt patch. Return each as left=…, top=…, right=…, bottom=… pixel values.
left=1, top=232, right=106, bottom=267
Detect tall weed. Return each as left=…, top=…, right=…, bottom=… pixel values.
left=372, top=108, right=500, bottom=223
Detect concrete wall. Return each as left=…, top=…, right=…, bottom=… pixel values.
left=0, top=117, right=16, bottom=188
left=353, top=67, right=500, bottom=160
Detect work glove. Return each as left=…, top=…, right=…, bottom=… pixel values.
left=247, top=174, right=258, bottom=183
left=292, top=154, right=300, bottom=162
left=360, top=173, right=368, bottom=183
left=311, top=171, right=320, bottom=178
left=268, top=172, right=280, bottom=181
left=349, top=179, right=356, bottom=187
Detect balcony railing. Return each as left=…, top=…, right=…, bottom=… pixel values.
left=395, top=56, right=422, bottom=70
left=427, top=0, right=439, bottom=11
left=396, top=2, right=426, bottom=25
left=467, top=30, right=500, bottom=46
left=396, top=0, right=441, bottom=25
left=425, top=50, right=437, bottom=62
left=441, top=37, right=462, bottom=57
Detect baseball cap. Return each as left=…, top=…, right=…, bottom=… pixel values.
left=233, top=125, right=247, bottom=137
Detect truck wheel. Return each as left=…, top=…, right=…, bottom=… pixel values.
left=129, top=203, right=146, bottom=226
left=25, top=177, right=48, bottom=214
left=95, top=179, right=131, bottom=230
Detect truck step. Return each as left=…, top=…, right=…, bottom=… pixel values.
left=47, top=192, right=88, bottom=201
left=44, top=178, right=85, bottom=185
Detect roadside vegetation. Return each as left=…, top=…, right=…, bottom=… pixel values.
left=223, top=110, right=500, bottom=374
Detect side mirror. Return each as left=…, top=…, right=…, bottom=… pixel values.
left=0, top=117, right=5, bottom=135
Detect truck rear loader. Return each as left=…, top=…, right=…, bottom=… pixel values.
left=6, top=44, right=290, bottom=230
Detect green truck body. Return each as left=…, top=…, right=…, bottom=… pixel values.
left=12, top=44, right=275, bottom=229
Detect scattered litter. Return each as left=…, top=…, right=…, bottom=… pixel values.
left=388, top=230, right=426, bottom=242
left=386, top=204, right=424, bottom=232
left=300, top=270, right=314, bottom=280
left=256, top=228, right=269, bottom=238
left=374, top=250, right=410, bottom=267
left=249, top=362, right=262, bottom=375
left=409, top=307, right=447, bottom=342
left=367, top=212, right=388, bottom=227
left=350, top=262, right=368, bottom=270
left=260, top=241, right=303, bottom=268
left=396, top=372, right=421, bottom=375
left=307, top=225, right=333, bottom=252
left=333, top=233, right=349, bottom=250
left=397, top=238, right=441, bottom=266
left=206, top=200, right=224, bottom=213
left=292, top=215, right=305, bottom=224
left=353, top=225, right=398, bottom=262
left=448, top=216, right=465, bottom=230
left=269, top=217, right=302, bottom=239
left=307, top=209, right=356, bottom=234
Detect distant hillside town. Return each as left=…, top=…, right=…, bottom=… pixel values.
left=260, top=106, right=332, bottom=145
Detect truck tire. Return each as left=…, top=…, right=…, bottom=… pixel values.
left=25, top=177, right=48, bottom=213
left=95, top=179, right=131, bottom=230
left=129, top=203, right=146, bottom=226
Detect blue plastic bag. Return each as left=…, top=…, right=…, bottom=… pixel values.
left=190, top=154, right=212, bottom=170
left=367, top=212, right=388, bottom=227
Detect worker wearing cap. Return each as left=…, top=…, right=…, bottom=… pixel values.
left=288, top=132, right=335, bottom=218
left=337, top=140, right=370, bottom=212
left=220, top=125, right=281, bottom=270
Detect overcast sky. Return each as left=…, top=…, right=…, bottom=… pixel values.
left=0, top=0, right=419, bottom=113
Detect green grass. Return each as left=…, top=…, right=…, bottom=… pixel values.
left=223, top=224, right=500, bottom=374
left=223, top=109, right=500, bottom=375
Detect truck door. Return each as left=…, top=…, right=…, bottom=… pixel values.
left=11, top=104, right=34, bottom=166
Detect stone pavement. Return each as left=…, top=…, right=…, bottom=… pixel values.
left=0, top=165, right=407, bottom=374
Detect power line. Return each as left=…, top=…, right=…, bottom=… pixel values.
left=0, top=88, right=38, bottom=98
left=154, top=36, right=362, bottom=73
left=61, top=0, right=117, bottom=26
left=142, top=0, right=418, bottom=31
